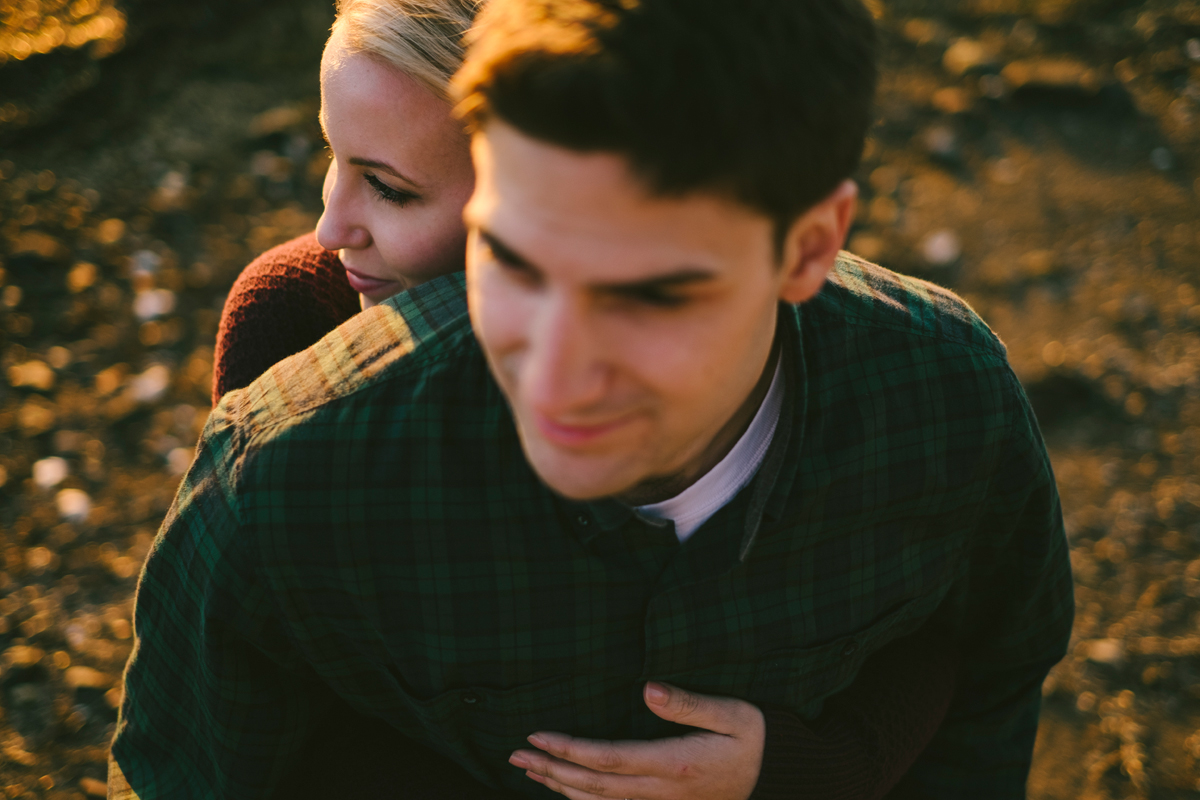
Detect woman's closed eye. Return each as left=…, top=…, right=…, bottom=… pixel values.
left=364, top=172, right=419, bottom=207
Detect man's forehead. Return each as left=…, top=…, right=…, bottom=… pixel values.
left=467, top=122, right=775, bottom=279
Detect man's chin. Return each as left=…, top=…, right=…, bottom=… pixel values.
left=520, top=439, right=637, bottom=502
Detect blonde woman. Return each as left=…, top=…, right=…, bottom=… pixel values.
left=211, top=0, right=478, bottom=405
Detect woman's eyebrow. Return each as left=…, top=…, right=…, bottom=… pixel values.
left=348, top=157, right=424, bottom=190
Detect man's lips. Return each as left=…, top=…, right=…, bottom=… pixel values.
left=533, top=412, right=634, bottom=447
left=343, top=265, right=400, bottom=296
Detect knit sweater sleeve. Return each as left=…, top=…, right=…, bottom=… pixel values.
left=750, top=628, right=960, bottom=800
left=212, top=232, right=362, bottom=406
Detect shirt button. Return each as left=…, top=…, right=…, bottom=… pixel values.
left=460, top=691, right=480, bottom=705
left=576, top=514, right=590, bottom=527
left=841, top=640, right=859, bottom=658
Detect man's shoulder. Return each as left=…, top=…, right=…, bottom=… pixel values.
left=809, top=251, right=1005, bottom=361
left=218, top=272, right=478, bottom=440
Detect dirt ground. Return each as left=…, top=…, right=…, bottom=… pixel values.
left=1, top=0, right=1199, bottom=797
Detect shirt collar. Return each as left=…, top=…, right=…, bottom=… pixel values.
left=561, top=303, right=808, bottom=556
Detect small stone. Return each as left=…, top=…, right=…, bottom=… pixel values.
left=1150, top=147, right=1174, bottom=171
left=921, top=230, right=962, bottom=266
left=19, top=397, right=57, bottom=435
left=248, top=105, right=305, bottom=138
left=849, top=233, right=886, bottom=263
left=1188, top=39, right=1200, bottom=62
left=96, top=218, right=126, bottom=245
left=3, top=645, right=45, bottom=668
left=133, top=288, right=176, bottom=320
left=942, top=38, right=998, bottom=77
left=80, top=777, right=107, bottom=797
left=33, top=456, right=69, bottom=489
left=56, top=488, right=92, bottom=523
left=67, top=262, right=98, bottom=293
left=923, top=125, right=959, bottom=159
left=64, top=666, right=114, bottom=691
left=130, top=364, right=172, bottom=403
left=1002, top=58, right=1102, bottom=93
left=989, top=157, right=1022, bottom=185
left=1019, top=249, right=1057, bottom=277
left=931, top=86, right=973, bottom=114
left=168, top=447, right=194, bottom=476
left=7, top=360, right=55, bottom=391
left=1087, top=638, right=1124, bottom=665
left=131, top=249, right=163, bottom=276
left=109, top=618, right=132, bottom=640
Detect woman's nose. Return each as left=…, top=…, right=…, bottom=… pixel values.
left=316, top=160, right=371, bottom=251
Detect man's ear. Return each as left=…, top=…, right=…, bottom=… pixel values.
left=777, top=179, right=858, bottom=305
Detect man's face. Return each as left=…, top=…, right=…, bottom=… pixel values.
left=465, top=121, right=791, bottom=501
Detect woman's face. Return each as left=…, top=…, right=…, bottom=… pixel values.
left=316, top=29, right=475, bottom=308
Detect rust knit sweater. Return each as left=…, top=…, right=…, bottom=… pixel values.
left=216, top=233, right=961, bottom=799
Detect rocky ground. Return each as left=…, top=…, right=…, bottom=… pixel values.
left=1, top=0, right=1199, bottom=797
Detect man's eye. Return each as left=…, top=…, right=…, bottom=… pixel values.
left=618, top=287, right=687, bottom=308
left=364, top=173, right=419, bottom=207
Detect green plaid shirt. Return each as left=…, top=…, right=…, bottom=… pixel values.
left=111, top=253, right=1073, bottom=799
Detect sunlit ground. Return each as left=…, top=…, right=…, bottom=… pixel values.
left=1, top=0, right=1199, bottom=797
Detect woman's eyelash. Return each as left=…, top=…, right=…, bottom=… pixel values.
left=364, top=172, right=418, bottom=207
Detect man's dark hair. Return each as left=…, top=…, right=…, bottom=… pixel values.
left=454, top=0, right=877, bottom=246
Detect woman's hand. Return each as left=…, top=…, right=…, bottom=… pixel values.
left=509, top=682, right=765, bottom=800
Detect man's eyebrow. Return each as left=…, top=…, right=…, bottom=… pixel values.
left=479, top=230, right=536, bottom=270
left=478, top=229, right=716, bottom=291
left=597, top=269, right=715, bottom=294
left=348, top=157, right=424, bottom=189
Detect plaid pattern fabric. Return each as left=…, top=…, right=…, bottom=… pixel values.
left=110, top=254, right=1073, bottom=799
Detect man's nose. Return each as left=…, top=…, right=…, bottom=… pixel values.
left=316, top=163, right=371, bottom=252
left=520, top=294, right=608, bottom=418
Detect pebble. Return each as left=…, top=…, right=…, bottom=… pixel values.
left=130, top=364, right=172, bottom=403
left=132, top=249, right=163, bottom=275
left=921, top=229, right=962, bottom=266
left=168, top=446, right=194, bottom=476
left=133, top=287, right=177, bottom=320
left=1150, top=147, right=1174, bottom=171
left=96, top=218, right=126, bottom=245
left=33, top=456, right=69, bottom=489
left=80, top=777, right=108, bottom=797
left=7, top=360, right=56, bottom=391
left=56, top=488, right=92, bottom=523
left=942, top=38, right=998, bottom=77
left=1001, top=58, right=1102, bottom=93
left=64, top=666, right=113, bottom=691
left=1087, top=638, right=1125, bottom=665
left=923, top=125, right=959, bottom=160
left=1187, top=38, right=1200, bottom=62
left=3, top=646, right=45, bottom=668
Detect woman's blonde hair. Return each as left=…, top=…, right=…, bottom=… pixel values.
left=333, top=0, right=483, bottom=100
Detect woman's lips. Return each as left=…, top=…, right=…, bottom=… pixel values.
left=343, top=265, right=400, bottom=296
left=533, top=412, right=633, bottom=447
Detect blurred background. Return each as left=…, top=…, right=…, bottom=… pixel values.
left=0, top=0, right=1198, bottom=797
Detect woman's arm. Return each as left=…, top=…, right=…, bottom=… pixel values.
left=213, top=232, right=360, bottom=405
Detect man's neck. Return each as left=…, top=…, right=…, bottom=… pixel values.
left=615, top=334, right=782, bottom=507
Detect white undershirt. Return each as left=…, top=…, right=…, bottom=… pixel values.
left=636, top=355, right=784, bottom=541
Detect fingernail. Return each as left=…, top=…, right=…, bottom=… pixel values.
left=645, top=682, right=669, bottom=705
left=526, top=771, right=546, bottom=784
left=528, top=734, right=548, bottom=749
left=509, top=753, right=530, bottom=768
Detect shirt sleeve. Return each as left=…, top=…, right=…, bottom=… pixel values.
left=750, top=627, right=960, bottom=800
left=886, top=368, right=1075, bottom=797
left=109, top=401, right=335, bottom=800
